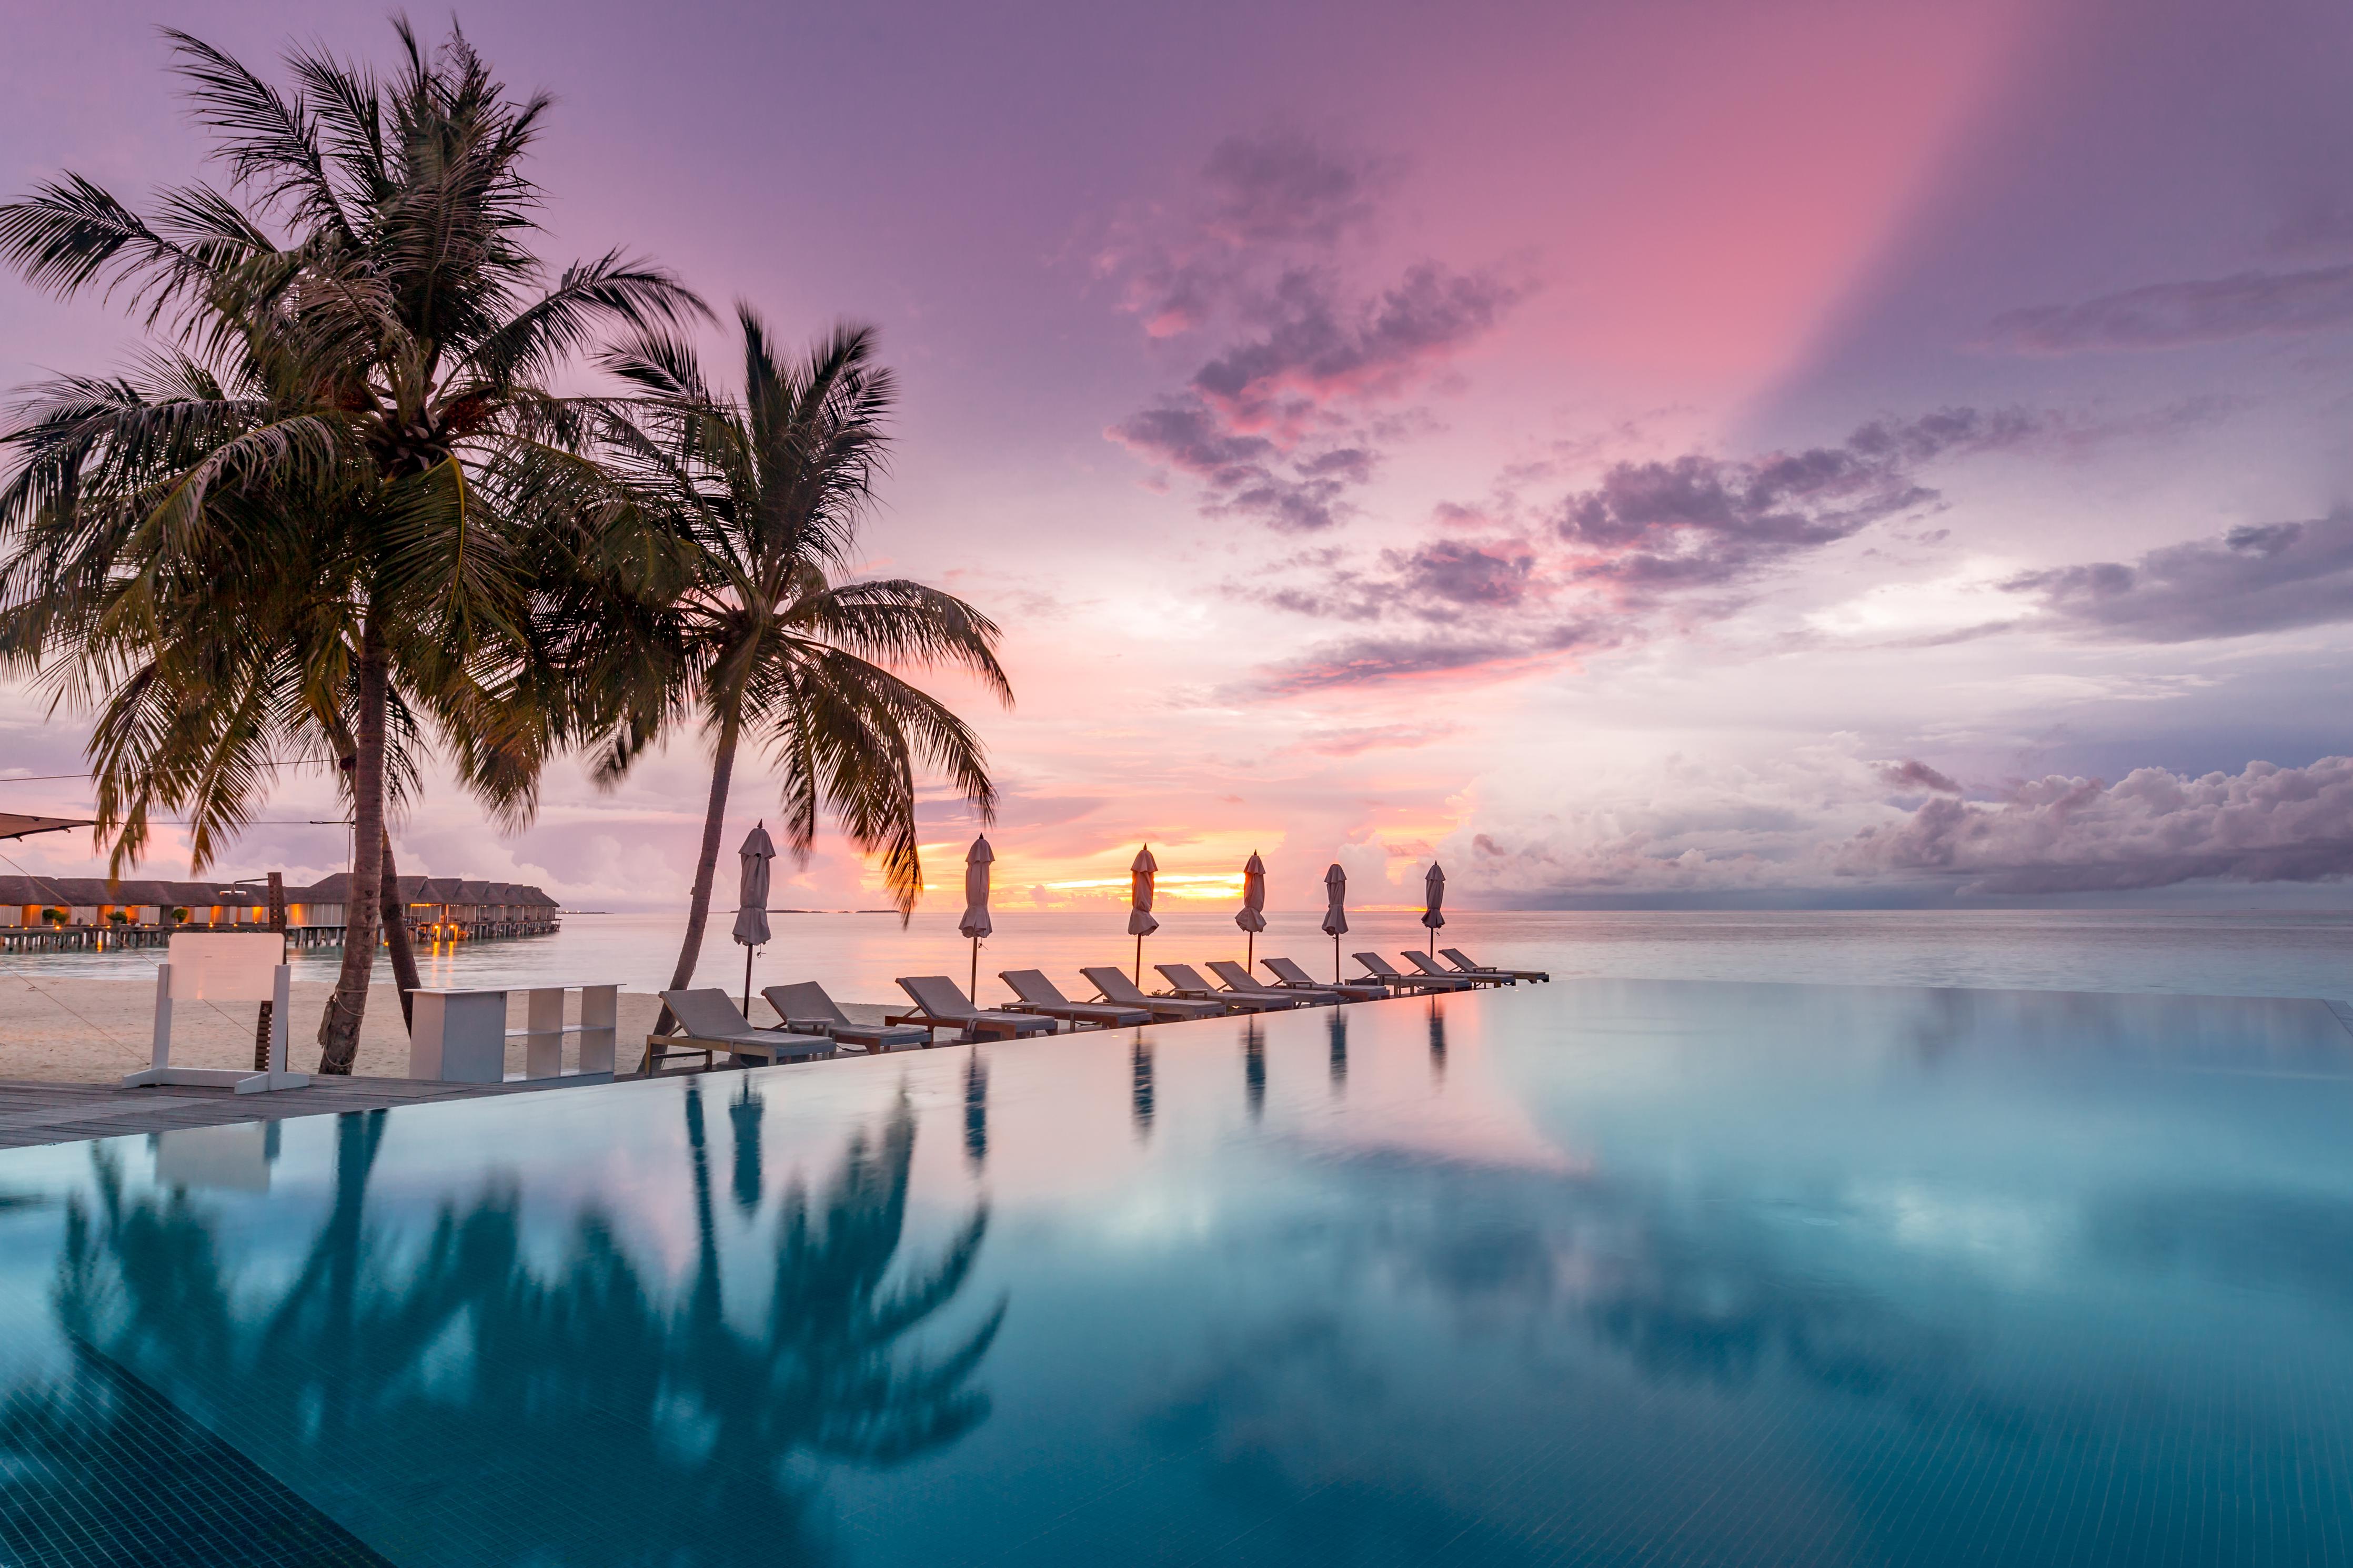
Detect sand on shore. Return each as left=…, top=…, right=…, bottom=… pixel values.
left=0, top=976, right=674, bottom=1084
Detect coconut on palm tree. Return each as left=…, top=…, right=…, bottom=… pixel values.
left=590, top=312, right=1010, bottom=1000
left=0, top=23, right=702, bottom=1070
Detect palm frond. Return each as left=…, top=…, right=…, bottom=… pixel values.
left=0, top=176, right=236, bottom=322
left=803, top=580, right=1012, bottom=702
left=373, top=456, right=525, bottom=659
left=595, top=327, right=713, bottom=405
left=163, top=28, right=358, bottom=244
left=283, top=40, right=393, bottom=214
left=463, top=252, right=708, bottom=391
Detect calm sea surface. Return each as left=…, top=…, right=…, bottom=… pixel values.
left=5, top=907, right=2349, bottom=1003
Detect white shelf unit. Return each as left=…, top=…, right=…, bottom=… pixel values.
left=409, top=984, right=619, bottom=1084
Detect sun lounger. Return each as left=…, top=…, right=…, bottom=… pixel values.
left=893, top=975, right=1058, bottom=1040
left=762, top=983, right=933, bottom=1051
left=1354, top=953, right=1475, bottom=992
left=1207, top=958, right=1343, bottom=1007
left=1406, top=950, right=1512, bottom=987
left=643, top=988, right=840, bottom=1074
left=1262, top=956, right=1389, bottom=1002
left=999, top=969, right=1152, bottom=1028
left=1081, top=967, right=1226, bottom=1021
left=1441, top=947, right=1551, bottom=983
left=1155, top=963, right=1305, bottom=1011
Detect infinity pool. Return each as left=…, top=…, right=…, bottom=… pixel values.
left=2, top=979, right=2349, bottom=1566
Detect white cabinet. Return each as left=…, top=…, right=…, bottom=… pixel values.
left=408, top=984, right=620, bottom=1084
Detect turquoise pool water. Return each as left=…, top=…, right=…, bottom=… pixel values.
left=2, top=979, right=2350, bottom=1565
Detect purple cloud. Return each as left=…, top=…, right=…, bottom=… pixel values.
left=1838, top=757, right=2353, bottom=894
left=1113, top=133, right=1389, bottom=336
left=1558, top=407, right=2041, bottom=595
left=1253, top=619, right=1620, bottom=695
left=1107, top=402, right=1277, bottom=488
left=1197, top=133, right=1383, bottom=250
left=2007, top=510, right=2353, bottom=642
left=1103, top=134, right=1521, bottom=532
left=1249, top=406, right=2053, bottom=693
left=1108, top=402, right=1366, bottom=531
left=1877, top=759, right=1964, bottom=795
left=1191, top=264, right=1520, bottom=432
left=1392, top=538, right=1535, bottom=611
left=1984, top=264, right=2353, bottom=355
left=1260, top=535, right=1537, bottom=620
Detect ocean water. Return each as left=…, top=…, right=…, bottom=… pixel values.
left=4, top=907, right=2349, bottom=1005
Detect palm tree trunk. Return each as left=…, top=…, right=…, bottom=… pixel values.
left=317, top=622, right=388, bottom=1074
left=380, top=832, right=420, bottom=1031
left=658, top=712, right=741, bottom=1034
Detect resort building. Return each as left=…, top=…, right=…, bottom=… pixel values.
left=297, top=874, right=563, bottom=941
left=0, top=873, right=560, bottom=950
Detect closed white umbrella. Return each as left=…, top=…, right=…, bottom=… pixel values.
left=1420, top=862, right=1446, bottom=956
left=1128, top=845, right=1160, bottom=983
left=733, top=823, right=776, bottom=1017
left=1235, top=852, right=1268, bottom=969
left=960, top=835, right=993, bottom=1002
left=1321, top=863, right=1349, bottom=982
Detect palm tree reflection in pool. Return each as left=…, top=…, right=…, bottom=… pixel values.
left=1242, top=1019, right=1268, bottom=1119
left=1131, top=1038, right=1155, bottom=1139
left=729, top=1077, right=767, bottom=1214
left=3, top=1087, right=1002, bottom=1566
left=963, top=1050, right=989, bottom=1173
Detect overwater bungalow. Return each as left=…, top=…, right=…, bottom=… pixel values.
left=301, top=874, right=564, bottom=942
left=0, top=874, right=560, bottom=952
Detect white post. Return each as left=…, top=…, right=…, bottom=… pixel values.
left=150, top=962, right=174, bottom=1073
left=268, top=964, right=291, bottom=1075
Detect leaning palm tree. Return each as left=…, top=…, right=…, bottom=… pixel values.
left=592, top=313, right=1010, bottom=998
left=0, top=23, right=702, bottom=1071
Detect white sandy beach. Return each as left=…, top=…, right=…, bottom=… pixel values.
left=0, top=977, right=672, bottom=1084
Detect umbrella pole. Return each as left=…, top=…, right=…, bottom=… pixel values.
left=1247, top=931, right=1254, bottom=970
left=1333, top=934, right=1340, bottom=984
left=743, top=945, right=755, bottom=1023
left=1134, top=933, right=1143, bottom=986
left=970, top=936, right=979, bottom=1004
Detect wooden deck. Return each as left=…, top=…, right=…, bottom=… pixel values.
left=0, top=1071, right=632, bottom=1152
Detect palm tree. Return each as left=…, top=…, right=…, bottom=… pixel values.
left=592, top=312, right=1011, bottom=1000
left=0, top=23, right=702, bottom=1071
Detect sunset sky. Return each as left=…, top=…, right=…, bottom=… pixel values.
left=5, top=0, right=2352, bottom=912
